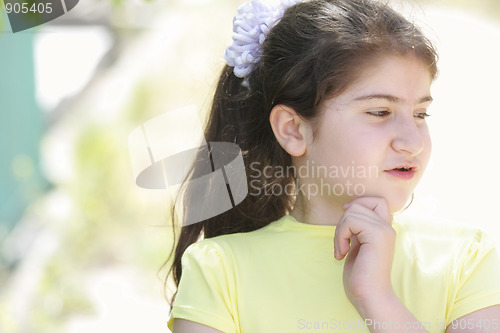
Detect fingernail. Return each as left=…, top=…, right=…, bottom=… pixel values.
left=334, top=249, right=341, bottom=260
left=343, top=202, right=351, bottom=209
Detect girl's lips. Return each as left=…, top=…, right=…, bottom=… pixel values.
left=384, top=168, right=415, bottom=180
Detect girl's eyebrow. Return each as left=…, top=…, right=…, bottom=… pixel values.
left=353, top=94, right=433, bottom=104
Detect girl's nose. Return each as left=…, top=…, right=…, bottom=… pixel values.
left=391, top=115, right=425, bottom=156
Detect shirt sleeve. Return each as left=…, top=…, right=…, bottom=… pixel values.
left=167, top=239, right=237, bottom=333
left=449, top=229, right=500, bottom=323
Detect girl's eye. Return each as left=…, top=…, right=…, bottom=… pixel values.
left=414, top=112, right=431, bottom=119
left=367, top=110, right=391, bottom=117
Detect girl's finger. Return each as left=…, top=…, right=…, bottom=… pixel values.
left=341, top=202, right=385, bottom=225
left=334, top=213, right=372, bottom=259
left=346, top=197, right=392, bottom=223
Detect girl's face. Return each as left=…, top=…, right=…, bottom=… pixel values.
left=304, top=54, right=433, bottom=213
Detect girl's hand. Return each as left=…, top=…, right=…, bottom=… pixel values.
left=334, top=196, right=395, bottom=310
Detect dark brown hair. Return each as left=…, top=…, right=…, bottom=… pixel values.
left=166, top=0, right=438, bottom=306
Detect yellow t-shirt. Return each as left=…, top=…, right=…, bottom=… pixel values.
left=167, top=214, right=500, bottom=332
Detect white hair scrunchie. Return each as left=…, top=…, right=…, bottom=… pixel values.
left=224, top=0, right=300, bottom=84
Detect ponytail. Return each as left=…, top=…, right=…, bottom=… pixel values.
left=166, top=65, right=295, bottom=306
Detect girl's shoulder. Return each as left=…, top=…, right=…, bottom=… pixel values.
left=179, top=219, right=287, bottom=275
left=393, top=214, right=497, bottom=260
left=394, top=214, right=489, bottom=239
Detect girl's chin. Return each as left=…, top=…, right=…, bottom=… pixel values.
left=387, top=195, right=414, bottom=214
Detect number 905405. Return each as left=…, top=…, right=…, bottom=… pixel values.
left=5, top=2, right=53, bottom=14
left=451, top=319, right=499, bottom=330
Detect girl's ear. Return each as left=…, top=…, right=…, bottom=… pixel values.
left=269, top=105, right=310, bottom=157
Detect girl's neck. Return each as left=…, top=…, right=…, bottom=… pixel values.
left=290, top=194, right=345, bottom=226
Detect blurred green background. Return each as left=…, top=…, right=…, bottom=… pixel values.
left=0, top=0, right=499, bottom=332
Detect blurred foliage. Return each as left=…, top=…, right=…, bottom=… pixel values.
left=0, top=122, right=173, bottom=332
left=0, top=302, right=19, bottom=333
left=0, top=68, right=177, bottom=333
left=24, top=257, right=95, bottom=333
left=125, top=81, right=158, bottom=124
left=3, top=125, right=174, bottom=332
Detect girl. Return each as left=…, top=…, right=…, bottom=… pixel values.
left=166, top=0, right=500, bottom=332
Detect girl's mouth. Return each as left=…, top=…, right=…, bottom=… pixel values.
left=384, top=166, right=416, bottom=180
